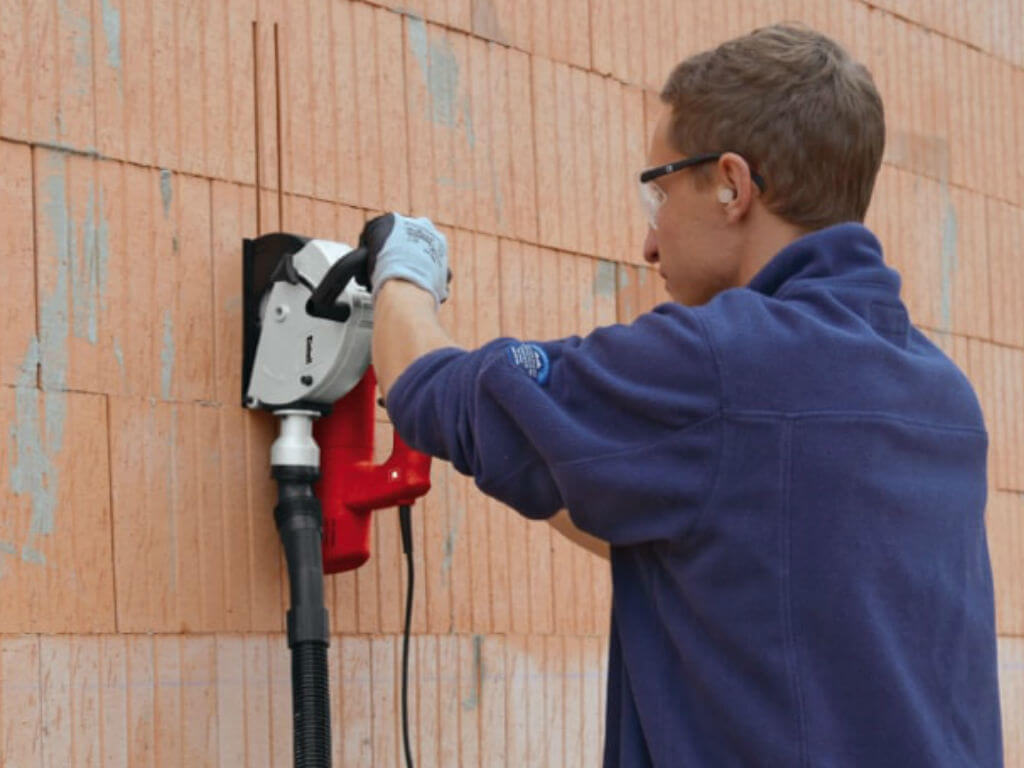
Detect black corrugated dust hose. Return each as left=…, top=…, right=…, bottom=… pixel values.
left=274, top=464, right=332, bottom=768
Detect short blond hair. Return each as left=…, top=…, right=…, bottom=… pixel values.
left=660, top=23, right=885, bottom=230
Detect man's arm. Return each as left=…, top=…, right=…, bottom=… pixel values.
left=372, top=279, right=457, bottom=399
left=548, top=509, right=611, bottom=560
left=373, top=280, right=610, bottom=561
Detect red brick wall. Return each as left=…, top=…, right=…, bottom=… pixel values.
left=0, top=0, right=1020, bottom=764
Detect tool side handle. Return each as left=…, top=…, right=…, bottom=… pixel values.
left=306, top=245, right=372, bottom=321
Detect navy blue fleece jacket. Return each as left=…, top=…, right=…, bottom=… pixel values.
left=385, top=223, right=1003, bottom=767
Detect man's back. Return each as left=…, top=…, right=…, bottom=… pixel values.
left=387, top=223, right=1003, bottom=767
left=603, top=223, right=1002, bottom=766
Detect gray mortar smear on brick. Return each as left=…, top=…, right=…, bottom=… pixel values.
left=161, top=309, right=175, bottom=400
left=7, top=157, right=71, bottom=570
left=100, top=0, right=122, bottom=72
left=5, top=152, right=113, bottom=575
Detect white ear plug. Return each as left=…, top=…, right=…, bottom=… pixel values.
left=717, top=187, right=736, bottom=204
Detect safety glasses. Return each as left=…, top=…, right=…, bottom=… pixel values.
left=637, top=152, right=766, bottom=229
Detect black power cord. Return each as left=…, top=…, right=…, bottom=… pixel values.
left=398, top=504, right=415, bottom=768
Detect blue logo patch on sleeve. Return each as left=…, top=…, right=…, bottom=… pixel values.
left=506, top=342, right=550, bottom=385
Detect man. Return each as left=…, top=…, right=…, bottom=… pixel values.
left=362, top=23, right=1003, bottom=767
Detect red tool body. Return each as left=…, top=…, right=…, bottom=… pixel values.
left=314, top=366, right=431, bottom=573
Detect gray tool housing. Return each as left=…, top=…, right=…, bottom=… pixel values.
left=245, top=239, right=373, bottom=410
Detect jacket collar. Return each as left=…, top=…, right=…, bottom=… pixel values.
left=746, top=223, right=900, bottom=299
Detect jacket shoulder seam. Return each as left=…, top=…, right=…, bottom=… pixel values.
left=720, top=409, right=986, bottom=436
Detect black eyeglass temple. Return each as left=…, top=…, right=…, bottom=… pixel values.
left=639, top=153, right=767, bottom=193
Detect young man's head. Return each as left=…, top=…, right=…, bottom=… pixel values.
left=641, top=23, right=885, bottom=305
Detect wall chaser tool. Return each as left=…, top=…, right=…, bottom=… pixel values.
left=242, top=232, right=430, bottom=767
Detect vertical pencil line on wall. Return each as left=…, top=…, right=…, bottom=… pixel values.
left=252, top=21, right=262, bottom=235
left=274, top=22, right=284, bottom=230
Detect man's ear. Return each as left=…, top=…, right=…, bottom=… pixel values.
left=717, top=152, right=756, bottom=222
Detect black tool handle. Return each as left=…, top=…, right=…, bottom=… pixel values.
left=305, top=246, right=372, bottom=322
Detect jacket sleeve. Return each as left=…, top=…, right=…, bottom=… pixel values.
left=384, top=303, right=722, bottom=545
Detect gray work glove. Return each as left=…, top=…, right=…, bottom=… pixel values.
left=359, top=212, right=449, bottom=308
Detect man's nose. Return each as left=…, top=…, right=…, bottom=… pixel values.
left=642, top=229, right=659, bottom=265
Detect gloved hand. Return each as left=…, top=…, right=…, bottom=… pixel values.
left=358, top=212, right=450, bottom=307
